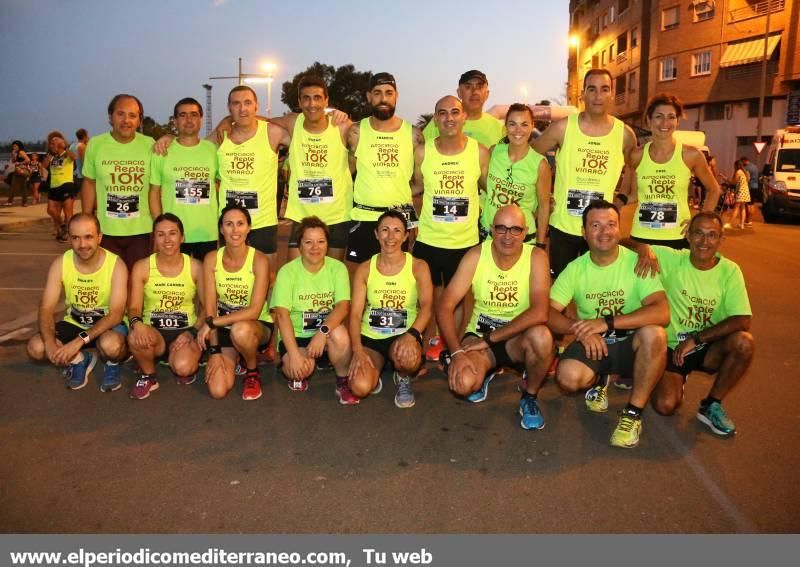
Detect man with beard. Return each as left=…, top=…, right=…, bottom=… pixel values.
left=345, top=72, right=424, bottom=267
left=27, top=213, right=129, bottom=392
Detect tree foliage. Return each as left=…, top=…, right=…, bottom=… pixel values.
left=280, top=62, right=372, bottom=120
left=141, top=116, right=174, bottom=140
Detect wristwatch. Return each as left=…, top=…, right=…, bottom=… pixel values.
left=604, top=315, right=615, bottom=333
left=205, top=316, right=216, bottom=330
left=319, top=324, right=330, bottom=336
left=78, top=331, right=91, bottom=345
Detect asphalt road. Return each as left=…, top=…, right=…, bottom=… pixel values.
left=0, top=215, right=798, bottom=534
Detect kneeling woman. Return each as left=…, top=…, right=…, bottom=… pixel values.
left=348, top=210, right=433, bottom=408
left=271, top=217, right=353, bottom=402
left=197, top=205, right=272, bottom=401
left=127, top=213, right=205, bottom=400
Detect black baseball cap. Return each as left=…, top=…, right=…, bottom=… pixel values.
left=459, top=70, right=488, bottom=84
left=369, top=72, right=397, bottom=90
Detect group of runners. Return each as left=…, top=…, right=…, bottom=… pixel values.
left=25, top=67, right=755, bottom=449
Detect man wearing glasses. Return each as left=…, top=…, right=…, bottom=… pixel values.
left=436, top=205, right=553, bottom=431
left=628, top=212, right=753, bottom=437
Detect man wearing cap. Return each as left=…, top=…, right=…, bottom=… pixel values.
left=423, top=70, right=505, bottom=148
left=346, top=72, right=424, bottom=266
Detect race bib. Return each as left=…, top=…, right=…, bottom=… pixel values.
left=175, top=180, right=210, bottom=205
left=149, top=312, right=190, bottom=330
left=106, top=194, right=140, bottom=219
left=302, top=310, right=327, bottom=331
left=69, top=307, right=105, bottom=327
left=475, top=313, right=508, bottom=334
left=432, top=196, right=469, bottom=223
left=368, top=308, right=408, bottom=334
left=566, top=189, right=604, bottom=216
left=397, top=203, right=419, bottom=229
left=638, top=202, right=678, bottom=229
left=225, top=190, right=258, bottom=211
left=297, top=179, right=334, bottom=204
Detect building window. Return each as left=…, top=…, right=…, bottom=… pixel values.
left=628, top=71, right=637, bottom=93
left=592, top=54, right=600, bottom=68
left=615, top=73, right=626, bottom=104
left=609, top=5, right=615, bottom=23
left=662, top=5, right=680, bottom=30
left=631, top=27, right=639, bottom=48
left=692, top=0, right=715, bottom=22
left=618, top=0, right=630, bottom=15
left=602, top=11, right=609, bottom=28
left=660, top=57, right=677, bottom=81
left=748, top=98, right=773, bottom=118
left=704, top=103, right=725, bottom=121
left=609, top=44, right=615, bottom=61
left=692, top=51, right=712, bottom=76
left=602, top=51, right=606, bottom=66
left=617, top=33, right=628, bottom=54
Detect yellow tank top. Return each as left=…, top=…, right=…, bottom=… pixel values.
left=142, top=253, right=197, bottom=330
left=49, top=152, right=75, bottom=188
left=217, top=120, right=279, bottom=229
left=286, top=115, right=353, bottom=224
left=62, top=249, right=118, bottom=329
left=214, top=246, right=269, bottom=323
left=418, top=137, right=481, bottom=249
left=352, top=118, right=415, bottom=221
left=360, top=252, right=418, bottom=339
left=632, top=141, right=693, bottom=241
left=466, top=241, right=532, bottom=335
left=551, top=113, right=625, bottom=236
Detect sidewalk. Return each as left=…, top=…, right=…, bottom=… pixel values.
left=0, top=201, right=82, bottom=232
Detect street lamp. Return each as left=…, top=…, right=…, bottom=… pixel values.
left=520, top=85, right=529, bottom=104
left=569, top=35, right=581, bottom=106
left=263, top=62, right=276, bottom=118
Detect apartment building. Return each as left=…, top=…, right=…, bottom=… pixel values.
left=568, top=0, right=800, bottom=167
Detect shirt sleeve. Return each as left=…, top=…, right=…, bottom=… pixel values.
left=332, top=261, right=351, bottom=302
left=550, top=262, right=575, bottom=307
left=270, top=265, right=294, bottom=310
left=82, top=137, right=97, bottom=179
left=723, top=264, right=752, bottom=316
left=150, top=153, right=163, bottom=186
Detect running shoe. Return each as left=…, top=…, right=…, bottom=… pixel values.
left=64, top=352, right=97, bottom=390
left=100, top=361, right=122, bottom=392
left=176, top=373, right=197, bottom=386
left=466, top=371, right=497, bottom=404
left=257, top=344, right=276, bottom=365
left=519, top=395, right=545, bottom=430
left=585, top=383, right=609, bottom=413
left=370, top=377, right=383, bottom=395
left=242, top=370, right=262, bottom=401
left=129, top=376, right=159, bottom=400
left=235, top=360, right=246, bottom=376
left=394, top=373, right=415, bottom=409
left=335, top=377, right=360, bottom=405
left=288, top=379, right=309, bottom=392
left=610, top=409, right=642, bottom=449
left=697, top=401, right=736, bottom=436
left=425, top=335, right=443, bottom=361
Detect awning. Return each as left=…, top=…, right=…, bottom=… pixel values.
left=720, top=34, right=781, bottom=68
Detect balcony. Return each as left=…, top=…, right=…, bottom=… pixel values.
left=616, top=51, right=628, bottom=64
left=729, top=0, right=785, bottom=23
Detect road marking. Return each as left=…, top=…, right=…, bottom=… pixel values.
left=0, top=302, right=62, bottom=334
left=0, top=287, right=44, bottom=291
left=652, top=417, right=757, bottom=532
left=0, top=327, right=33, bottom=343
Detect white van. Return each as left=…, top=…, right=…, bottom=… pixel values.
left=762, top=126, right=800, bottom=222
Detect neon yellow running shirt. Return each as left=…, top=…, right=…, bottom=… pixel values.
left=481, top=143, right=544, bottom=235
left=142, top=253, right=197, bottom=330
left=360, top=252, right=418, bottom=339
left=62, top=249, right=119, bottom=329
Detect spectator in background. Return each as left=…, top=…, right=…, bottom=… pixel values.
left=726, top=160, right=751, bottom=230
left=28, top=152, right=43, bottom=204
left=6, top=140, right=31, bottom=206
left=742, top=156, right=759, bottom=226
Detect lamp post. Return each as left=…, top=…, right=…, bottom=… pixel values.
left=210, top=57, right=277, bottom=115
left=263, top=63, right=276, bottom=118
left=569, top=35, right=581, bottom=107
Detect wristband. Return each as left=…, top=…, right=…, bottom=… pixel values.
left=129, top=316, right=143, bottom=328
left=535, top=241, right=547, bottom=250
left=604, top=314, right=615, bottom=333
left=690, top=331, right=703, bottom=344
left=205, top=316, right=216, bottom=330
left=208, top=345, right=222, bottom=355
left=615, top=193, right=628, bottom=205
left=188, top=327, right=199, bottom=337
left=406, top=327, right=423, bottom=346
left=451, top=349, right=466, bottom=357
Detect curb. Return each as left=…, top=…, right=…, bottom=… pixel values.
left=0, top=216, right=53, bottom=232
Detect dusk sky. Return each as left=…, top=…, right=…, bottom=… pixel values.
left=0, top=0, right=569, bottom=143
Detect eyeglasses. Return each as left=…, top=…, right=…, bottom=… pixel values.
left=506, top=166, right=514, bottom=184
left=689, top=229, right=721, bottom=241
left=493, top=224, right=525, bottom=236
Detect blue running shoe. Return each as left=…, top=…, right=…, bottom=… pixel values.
left=519, top=395, right=545, bottom=430
left=466, top=371, right=497, bottom=403
left=100, top=361, right=122, bottom=392
left=697, top=401, right=736, bottom=436
left=64, top=352, right=97, bottom=390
